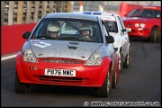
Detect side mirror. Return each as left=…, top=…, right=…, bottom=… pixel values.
left=124, top=14, right=128, bottom=17
left=106, top=35, right=114, bottom=44
left=23, top=31, right=31, bottom=39
left=122, top=29, right=126, bottom=32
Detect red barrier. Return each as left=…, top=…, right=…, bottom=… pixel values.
left=1, top=23, right=36, bottom=55
left=116, top=2, right=143, bottom=18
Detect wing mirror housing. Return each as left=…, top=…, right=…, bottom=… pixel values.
left=106, top=35, right=114, bottom=44
left=23, top=31, right=31, bottom=39
left=122, top=29, right=126, bottom=32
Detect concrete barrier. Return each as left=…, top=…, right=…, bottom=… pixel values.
left=1, top=23, right=36, bottom=55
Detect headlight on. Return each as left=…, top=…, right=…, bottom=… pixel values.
left=23, top=49, right=38, bottom=63
left=85, top=52, right=102, bottom=66
left=140, top=23, right=145, bottom=28
left=135, top=23, right=139, bottom=27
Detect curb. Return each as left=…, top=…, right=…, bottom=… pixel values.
left=1, top=52, right=19, bottom=61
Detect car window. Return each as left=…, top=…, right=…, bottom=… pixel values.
left=127, top=9, right=143, bottom=17
left=103, top=21, right=118, bottom=33
left=31, top=18, right=103, bottom=43
left=154, top=10, right=161, bottom=18
left=128, top=9, right=156, bottom=18
left=143, top=9, right=154, bottom=18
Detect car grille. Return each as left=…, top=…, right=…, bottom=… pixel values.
left=38, top=76, right=87, bottom=83
left=41, top=59, right=83, bottom=64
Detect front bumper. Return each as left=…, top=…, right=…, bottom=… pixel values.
left=16, top=52, right=111, bottom=87
left=126, top=27, right=150, bottom=38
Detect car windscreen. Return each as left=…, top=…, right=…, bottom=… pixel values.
left=31, top=18, right=103, bottom=43
left=127, top=9, right=156, bottom=18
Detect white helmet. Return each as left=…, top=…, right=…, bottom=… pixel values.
left=47, top=22, right=60, bottom=32
left=80, top=26, right=91, bottom=34
left=80, top=26, right=90, bottom=31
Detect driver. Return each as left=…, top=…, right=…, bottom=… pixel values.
left=80, top=26, right=92, bottom=40
left=47, top=22, right=61, bottom=39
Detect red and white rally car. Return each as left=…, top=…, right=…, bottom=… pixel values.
left=122, top=6, right=161, bottom=42
left=15, top=13, right=120, bottom=97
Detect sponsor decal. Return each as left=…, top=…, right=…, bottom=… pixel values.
left=33, top=41, right=51, bottom=48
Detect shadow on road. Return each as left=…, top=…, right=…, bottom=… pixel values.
left=28, top=84, right=93, bottom=96
left=129, top=37, right=161, bottom=43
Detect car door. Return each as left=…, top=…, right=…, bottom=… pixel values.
left=116, top=16, right=129, bottom=58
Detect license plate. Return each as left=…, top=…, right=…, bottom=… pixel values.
left=45, top=68, right=76, bottom=77
left=126, top=28, right=132, bottom=32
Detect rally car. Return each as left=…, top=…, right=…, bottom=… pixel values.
left=122, top=6, right=161, bottom=42
left=80, top=11, right=131, bottom=71
left=15, top=13, right=120, bottom=97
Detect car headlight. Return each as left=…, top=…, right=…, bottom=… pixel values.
left=23, top=49, right=38, bottom=63
left=135, top=23, right=139, bottom=27
left=85, top=52, right=102, bottom=66
left=140, top=23, right=145, bottom=28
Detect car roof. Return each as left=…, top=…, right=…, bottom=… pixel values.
left=134, top=6, right=161, bottom=10
left=44, top=12, right=99, bottom=21
left=75, top=11, right=119, bottom=21
left=82, top=11, right=120, bottom=17
left=142, top=6, right=161, bottom=10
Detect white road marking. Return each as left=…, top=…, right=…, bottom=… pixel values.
left=1, top=54, right=17, bottom=61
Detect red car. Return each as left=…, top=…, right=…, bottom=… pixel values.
left=15, top=13, right=120, bottom=97
left=123, top=6, right=161, bottom=42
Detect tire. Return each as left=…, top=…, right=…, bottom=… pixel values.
left=93, top=71, right=111, bottom=97
left=149, top=27, right=159, bottom=42
left=112, top=72, right=117, bottom=88
left=118, top=51, right=123, bottom=71
left=15, top=71, right=28, bottom=93
left=123, top=48, right=131, bottom=68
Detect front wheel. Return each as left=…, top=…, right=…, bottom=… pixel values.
left=15, top=71, right=29, bottom=93
left=123, top=49, right=131, bottom=68
left=112, top=72, right=117, bottom=88
left=93, top=71, right=111, bottom=97
left=118, top=51, right=123, bottom=71
left=149, top=27, right=160, bottom=42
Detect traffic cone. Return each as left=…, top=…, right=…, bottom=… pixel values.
left=79, top=1, right=83, bottom=12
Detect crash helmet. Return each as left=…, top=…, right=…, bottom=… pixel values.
left=47, top=22, right=60, bottom=33
left=80, top=26, right=91, bottom=35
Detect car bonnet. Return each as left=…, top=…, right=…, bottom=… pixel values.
left=29, top=40, right=102, bottom=61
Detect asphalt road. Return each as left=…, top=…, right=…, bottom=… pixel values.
left=1, top=40, right=161, bottom=107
